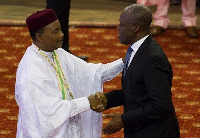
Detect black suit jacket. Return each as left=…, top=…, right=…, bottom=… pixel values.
left=105, top=35, right=180, bottom=138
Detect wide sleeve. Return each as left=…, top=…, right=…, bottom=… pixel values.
left=95, top=58, right=124, bottom=82
left=57, top=49, right=123, bottom=83
left=57, top=50, right=124, bottom=95
left=15, top=77, right=90, bottom=136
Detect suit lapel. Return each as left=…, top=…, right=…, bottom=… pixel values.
left=123, top=35, right=153, bottom=84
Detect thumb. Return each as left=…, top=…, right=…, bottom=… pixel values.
left=102, top=113, right=115, bottom=118
left=95, top=92, right=101, bottom=100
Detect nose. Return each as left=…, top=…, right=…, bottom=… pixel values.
left=60, top=31, right=64, bottom=38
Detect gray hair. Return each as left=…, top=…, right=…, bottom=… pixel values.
left=124, top=4, right=152, bottom=26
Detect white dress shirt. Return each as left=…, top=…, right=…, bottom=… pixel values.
left=128, top=35, right=149, bottom=68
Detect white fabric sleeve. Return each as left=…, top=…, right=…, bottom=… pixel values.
left=71, top=97, right=90, bottom=117
left=15, top=78, right=91, bottom=137
left=97, top=58, right=124, bottom=82
left=58, top=49, right=123, bottom=84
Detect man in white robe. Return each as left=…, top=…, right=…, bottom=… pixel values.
left=15, top=9, right=123, bottom=138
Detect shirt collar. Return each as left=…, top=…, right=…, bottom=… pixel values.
left=42, top=50, right=53, bottom=58
left=31, top=43, right=53, bottom=58
left=130, top=35, right=149, bottom=52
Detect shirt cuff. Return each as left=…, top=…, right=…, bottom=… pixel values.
left=74, top=97, right=90, bottom=113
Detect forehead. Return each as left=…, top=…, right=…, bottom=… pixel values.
left=45, top=19, right=60, bottom=31
left=119, top=11, right=130, bottom=24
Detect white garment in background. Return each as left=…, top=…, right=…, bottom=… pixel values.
left=15, top=43, right=124, bottom=138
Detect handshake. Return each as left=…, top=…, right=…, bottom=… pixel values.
left=88, top=92, right=124, bottom=135
left=88, top=92, right=107, bottom=112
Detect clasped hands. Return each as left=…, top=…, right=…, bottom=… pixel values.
left=88, top=92, right=124, bottom=135
left=88, top=92, right=107, bottom=112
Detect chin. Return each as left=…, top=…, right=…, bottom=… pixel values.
left=120, top=40, right=125, bottom=45
left=57, top=43, right=62, bottom=48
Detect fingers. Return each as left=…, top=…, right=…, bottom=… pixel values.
left=102, top=123, right=119, bottom=135
left=96, top=92, right=107, bottom=103
left=101, top=107, right=105, bottom=112
left=92, top=108, right=103, bottom=113
left=102, top=114, right=115, bottom=134
left=88, top=93, right=107, bottom=112
left=90, top=104, right=103, bottom=110
left=88, top=94, right=102, bottom=108
left=94, top=107, right=105, bottom=112
left=95, top=92, right=101, bottom=100
left=102, top=124, right=111, bottom=134
left=103, top=127, right=119, bottom=135
left=95, top=92, right=107, bottom=111
left=90, top=100, right=104, bottom=112
left=102, top=113, right=115, bottom=118
left=102, top=113, right=124, bottom=135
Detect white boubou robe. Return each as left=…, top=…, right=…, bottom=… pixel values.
left=15, top=43, right=123, bottom=138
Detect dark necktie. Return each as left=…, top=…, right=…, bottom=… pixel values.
left=123, top=46, right=133, bottom=76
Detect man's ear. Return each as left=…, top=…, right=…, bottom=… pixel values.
left=36, top=33, right=43, bottom=42
left=133, top=24, right=140, bottom=33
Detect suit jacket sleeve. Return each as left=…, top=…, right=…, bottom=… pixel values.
left=105, top=89, right=124, bottom=109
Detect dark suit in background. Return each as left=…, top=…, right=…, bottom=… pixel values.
left=46, top=0, right=70, bottom=52
left=102, top=4, right=180, bottom=138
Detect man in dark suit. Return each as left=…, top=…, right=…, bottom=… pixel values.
left=46, top=0, right=88, bottom=61
left=46, top=0, right=70, bottom=52
left=98, top=4, right=180, bottom=138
